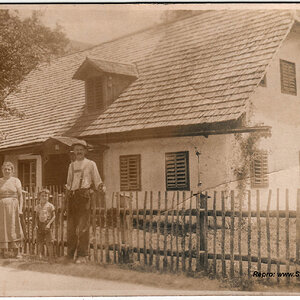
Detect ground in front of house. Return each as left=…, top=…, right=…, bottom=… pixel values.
left=0, top=257, right=299, bottom=296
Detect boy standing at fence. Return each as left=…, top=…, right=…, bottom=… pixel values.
left=66, top=140, right=105, bottom=264
left=34, top=189, right=55, bottom=262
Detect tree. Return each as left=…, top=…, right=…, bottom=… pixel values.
left=0, top=9, right=69, bottom=117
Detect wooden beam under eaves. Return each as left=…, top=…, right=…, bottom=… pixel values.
left=82, top=125, right=272, bottom=144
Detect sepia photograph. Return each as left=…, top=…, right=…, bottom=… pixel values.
left=0, top=2, right=300, bottom=296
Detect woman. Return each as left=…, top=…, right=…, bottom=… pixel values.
left=0, top=162, right=24, bottom=258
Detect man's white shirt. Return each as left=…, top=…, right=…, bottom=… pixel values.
left=66, top=158, right=102, bottom=191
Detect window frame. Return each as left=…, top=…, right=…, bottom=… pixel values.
left=119, top=154, right=141, bottom=192
left=18, top=159, right=37, bottom=191
left=165, top=151, right=190, bottom=191
left=280, top=59, right=297, bottom=96
left=251, top=150, right=269, bottom=189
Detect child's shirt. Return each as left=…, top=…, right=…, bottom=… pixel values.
left=35, top=202, right=55, bottom=224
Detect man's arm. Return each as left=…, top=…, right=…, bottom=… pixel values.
left=91, top=161, right=105, bottom=192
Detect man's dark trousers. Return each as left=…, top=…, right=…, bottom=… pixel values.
left=67, top=189, right=91, bottom=259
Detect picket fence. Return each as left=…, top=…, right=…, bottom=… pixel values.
left=21, top=187, right=300, bottom=283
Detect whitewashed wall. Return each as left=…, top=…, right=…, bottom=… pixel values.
left=103, top=134, right=239, bottom=209
left=248, top=29, right=300, bottom=210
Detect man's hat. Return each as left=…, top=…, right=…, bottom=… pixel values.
left=71, top=139, right=88, bottom=149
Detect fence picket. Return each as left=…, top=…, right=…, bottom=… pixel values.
left=149, top=191, right=154, bottom=266
left=116, top=192, right=120, bottom=264
left=196, top=192, right=201, bottom=272
left=257, top=190, right=261, bottom=273
left=112, top=192, right=116, bottom=264
left=92, top=193, right=97, bottom=262
left=156, top=191, right=161, bottom=271
left=54, top=190, right=59, bottom=257
left=129, top=192, right=133, bottom=264
left=136, top=192, right=140, bottom=262
left=230, top=190, right=235, bottom=278
left=176, top=191, right=180, bottom=272
left=104, top=193, right=109, bottom=263
left=266, top=190, right=271, bottom=281
left=182, top=191, right=186, bottom=272
left=60, top=191, right=66, bottom=257
left=188, top=191, right=193, bottom=273
left=204, top=192, right=208, bottom=269
left=276, top=189, right=280, bottom=284
left=221, top=191, right=226, bottom=277
left=238, top=192, right=242, bottom=277
left=285, top=189, right=290, bottom=285
left=143, top=191, right=148, bottom=266
left=163, top=192, right=168, bottom=271
left=248, top=190, right=251, bottom=279
left=213, top=191, right=217, bottom=276
left=170, top=192, right=175, bottom=272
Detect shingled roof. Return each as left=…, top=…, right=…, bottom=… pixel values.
left=0, top=10, right=296, bottom=150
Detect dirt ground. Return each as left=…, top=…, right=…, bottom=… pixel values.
left=0, top=256, right=300, bottom=296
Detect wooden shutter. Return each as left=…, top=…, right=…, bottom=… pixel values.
left=280, top=59, right=297, bottom=95
left=120, top=155, right=141, bottom=191
left=165, top=151, right=190, bottom=191
left=251, top=151, right=268, bottom=188
left=86, top=77, right=103, bottom=110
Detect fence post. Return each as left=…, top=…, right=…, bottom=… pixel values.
left=199, top=191, right=206, bottom=268
left=296, top=189, right=300, bottom=263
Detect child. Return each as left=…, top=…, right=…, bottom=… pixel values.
left=34, top=189, right=55, bottom=262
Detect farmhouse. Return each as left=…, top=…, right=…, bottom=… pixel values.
left=0, top=10, right=300, bottom=209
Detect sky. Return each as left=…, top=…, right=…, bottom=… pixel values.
left=5, top=4, right=167, bottom=45
left=4, top=3, right=300, bottom=46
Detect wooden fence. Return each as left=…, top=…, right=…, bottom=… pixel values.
left=21, top=187, right=300, bottom=283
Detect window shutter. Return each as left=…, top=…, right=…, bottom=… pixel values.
left=166, top=151, right=190, bottom=191
left=120, top=155, right=141, bottom=191
left=86, top=77, right=103, bottom=110
left=251, top=151, right=269, bottom=188
left=280, top=59, right=297, bottom=95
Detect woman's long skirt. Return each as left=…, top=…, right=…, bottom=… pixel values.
left=0, top=198, right=23, bottom=249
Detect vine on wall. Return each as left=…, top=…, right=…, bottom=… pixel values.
left=233, top=131, right=269, bottom=205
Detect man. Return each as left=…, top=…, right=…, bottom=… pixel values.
left=66, top=140, right=105, bottom=264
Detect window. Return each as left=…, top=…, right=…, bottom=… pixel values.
left=85, top=77, right=103, bottom=110
left=280, top=59, right=297, bottom=95
left=18, top=159, right=37, bottom=190
left=259, top=74, right=266, bottom=87
left=165, top=151, right=190, bottom=191
left=120, top=155, right=141, bottom=191
left=251, top=151, right=269, bottom=188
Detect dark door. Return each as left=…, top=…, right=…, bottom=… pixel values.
left=44, top=154, right=70, bottom=187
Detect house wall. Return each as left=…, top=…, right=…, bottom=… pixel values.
left=249, top=29, right=300, bottom=210
left=103, top=134, right=238, bottom=209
